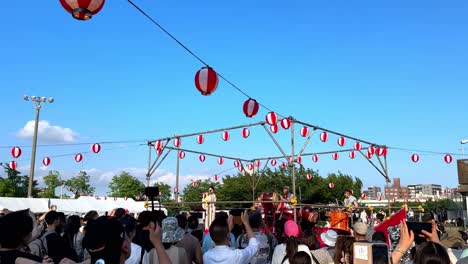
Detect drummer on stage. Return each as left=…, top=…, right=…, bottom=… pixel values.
left=276, top=186, right=293, bottom=216
left=344, top=189, right=358, bottom=208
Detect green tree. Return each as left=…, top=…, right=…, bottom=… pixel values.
left=108, top=171, right=144, bottom=197
left=66, top=170, right=94, bottom=198
left=153, top=182, right=172, bottom=202
left=0, top=164, right=39, bottom=197
left=39, top=170, right=62, bottom=198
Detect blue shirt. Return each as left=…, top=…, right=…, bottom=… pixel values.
left=202, top=232, right=237, bottom=254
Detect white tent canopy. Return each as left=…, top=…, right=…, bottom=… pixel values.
left=0, top=196, right=166, bottom=215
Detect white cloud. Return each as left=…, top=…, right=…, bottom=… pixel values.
left=17, top=120, right=78, bottom=143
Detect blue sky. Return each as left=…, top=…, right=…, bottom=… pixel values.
left=1, top=0, right=467, bottom=196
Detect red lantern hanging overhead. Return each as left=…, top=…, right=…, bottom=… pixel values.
left=241, top=128, right=250, bottom=138
left=270, top=159, right=277, bottom=166
left=217, top=157, right=224, bottom=165
left=270, top=124, right=279, bottom=133
left=234, top=160, right=241, bottom=167
left=354, top=142, right=362, bottom=151
left=221, top=131, right=230, bottom=141
left=199, top=155, right=206, bottom=162
left=173, top=138, right=181, bottom=148
left=280, top=118, right=291, bottom=129
left=194, top=67, right=218, bottom=95
left=9, top=161, right=17, bottom=170
left=91, top=143, right=101, bottom=153
left=361, top=193, right=367, bottom=199
left=42, top=157, right=51, bottom=166
left=214, top=174, right=219, bottom=181
left=296, top=156, right=302, bottom=164
left=280, top=162, right=287, bottom=169
left=411, top=154, right=419, bottom=163
left=178, top=151, right=186, bottom=159
left=154, top=140, right=163, bottom=150
left=238, top=166, right=244, bottom=172
left=243, top=98, right=259, bottom=118
left=376, top=147, right=387, bottom=156
left=368, top=146, right=375, bottom=155
left=444, top=154, right=453, bottom=164
left=59, top=0, right=105, bottom=20
left=75, top=153, right=83, bottom=162
left=320, top=132, right=328, bottom=142
left=192, top=181, right=198, bottom=188
left=300, top=126, right=309, bottom=137
left=11, top=146, right=21, bottom=158
left=312, top=155, right=319, bottom=163
left=332, top=153, right=339, bottom=160
left=349, top=151, right=356, bottom=159
left=196, top=135, right=204, bottom=144
left=329, top=183, right=335, bottom=189
left=255, top=160, right=261, bottom=167
left=248, top=163, right=254, bottom=170
left=265, top=112, right=278, bottom=125
left=306, top=173, right=312, bottom=180
left=367, top=151, right=373, bottom=159
left=337, top=137, right=346, bottom=147
left=157, top=149, right=163, bottom=155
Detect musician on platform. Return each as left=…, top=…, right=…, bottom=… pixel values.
left=202, top=186, right=217, bottom=230
left=276, top=186, right=293, bottom=215
left=343, top=189, right=358, bottom=208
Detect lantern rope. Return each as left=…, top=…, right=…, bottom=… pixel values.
left=125, top=0, right=281, bottom=116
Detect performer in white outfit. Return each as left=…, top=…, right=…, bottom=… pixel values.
left=202, top=186, right=217, bottom=231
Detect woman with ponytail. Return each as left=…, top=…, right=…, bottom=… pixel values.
left=272, top=220, right=313, bottom=264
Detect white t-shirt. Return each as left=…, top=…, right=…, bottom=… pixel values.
left=272, top=243, right=312, bottom=264
left=204, top=237, right=259, bottom=264
left=344, top=195, right=357, bottom=207
left=125, top=242, right=148, bottom=264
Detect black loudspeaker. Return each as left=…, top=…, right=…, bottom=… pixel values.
left=144, top=186, right=159, bottom=199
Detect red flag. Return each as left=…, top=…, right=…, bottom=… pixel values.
left=374, top=209, right=407, bottom=245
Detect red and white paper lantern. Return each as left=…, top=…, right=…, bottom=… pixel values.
left=135, top=195, right=141, bottom=201
left=242, top=128, right=250, bottom=138
left=255, top=160, right=261, bottom=167
left=248, top=163, right=254, bottom=170
left=91, top=143, right=101, bottom=153
left=366, top=151, right=373, bottom=159
left=173, top=138, right=181, bottom=148
left=154, top=140, right=163, bottom=150
left=192, top=181, right=198, bottom=188
left=300, top=126, right=309, bottom=137
left=296, top=156, right=302, bottom=164
left=306, top=173, right=312, bottom=180
left=361, top=193, right=367, bottom=199
left=354, top=142, right=362, bottom=151
left=178, top=151, right=186, bottom=159
left=11, top=146, right=22, bottom=158
left=270, top=124, right=279, bottom=133
left=157, top=149, right=163, bottom=156
left=329, top=183, right=335, bottom=189
left=194, top=67, right=218, bottom=95
left=270, top=159, right=277, bottom=166
left=280, top=162, right=287, bottom=169
left=196, top=135, right=204, bottom=144
left=376, top=147, right=387, bottom=156
left=59, top=0, right=105, bottom=20
left=320, top=132, right=328, bottom=142
left=238, top=166, right=244, bottom=172
left=221, top=131, right=230, bottom=141
left=349, top=151, right=356, bottom=159
left=234, top=160, right=241, bottom=167
left=199, top=155, right=206, bottom=162
left=42, top=157, right=51, bottom=166
left=214, top=174, right=219, bottom=181
left=312, top=155, right=319, bottom=162
left=265, top=112, right=278, bottom=125
left=337, top=137, right=346, bottom=147
left=368, top=146, right=375, bottom=155
left=444, top=154, right=453, bottom=164
left=411, top=154, right=420, bottom=163
left=75, top=153, right=83, bottom=162
left=280, top=118, right=291, bottom=129
left=9, top=161, right=17, bottom=170
left=332, top=153, right=339, bottom=160
left=243, top=98, right=259, bottom=118
left=217, top=157, right=224, bottom=165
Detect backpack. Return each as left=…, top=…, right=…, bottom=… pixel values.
left=29, top=230, right=55, bottom=259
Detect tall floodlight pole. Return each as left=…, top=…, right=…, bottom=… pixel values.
left=23, top=95, right=54, bottom=197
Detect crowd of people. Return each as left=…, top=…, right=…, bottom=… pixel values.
left=1, top=201, right=468, bottom=263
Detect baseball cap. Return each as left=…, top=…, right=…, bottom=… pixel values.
left=284, top=220, right=300, bottom=237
